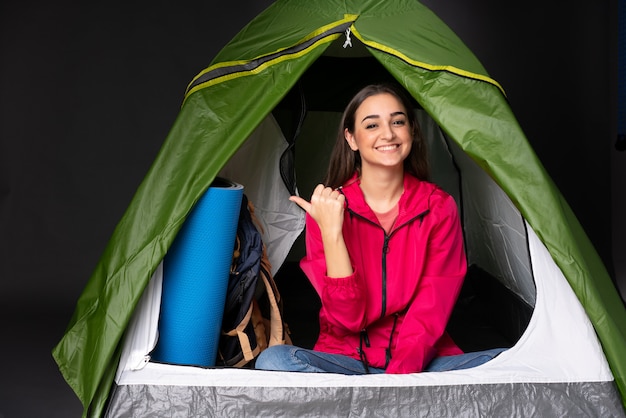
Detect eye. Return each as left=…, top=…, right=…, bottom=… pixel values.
left=392, top=119, right=406, bottom=126
left=365, top=123, right=378, bottom=129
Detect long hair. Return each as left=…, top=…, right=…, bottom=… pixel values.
left=323, top=84, right=429, bottom=189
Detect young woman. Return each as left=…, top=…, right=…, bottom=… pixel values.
left=255, top=84, right=504, bottom=374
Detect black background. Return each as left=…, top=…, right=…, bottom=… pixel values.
left=0, top=1, right=622, bottom=416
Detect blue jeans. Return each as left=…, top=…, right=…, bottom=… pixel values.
left=255, top=345, right=507, bottom=374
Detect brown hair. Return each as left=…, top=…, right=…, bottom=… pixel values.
left=323, top=84, right=429, bottom=189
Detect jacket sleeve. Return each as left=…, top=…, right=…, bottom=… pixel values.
left=386, top=194, right=466, bottom=374
left=299, top=213, right=367, bottom=334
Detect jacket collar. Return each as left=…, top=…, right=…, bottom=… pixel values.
left=339, top=172, right=434, bottom=227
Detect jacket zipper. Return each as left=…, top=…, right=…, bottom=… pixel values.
left=347, top=208, right=430, bottom=319
left=381, top=235, right=390, bottom=317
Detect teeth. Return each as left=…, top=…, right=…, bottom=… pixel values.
left=377, top=145, right=398, bottom=151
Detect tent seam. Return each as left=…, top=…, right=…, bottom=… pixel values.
left=349, top=26, right=506, bottom=96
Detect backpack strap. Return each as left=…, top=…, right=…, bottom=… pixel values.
left=221, top=303, right=260, bottom=366
left=259, top=264, right=284, bottom=346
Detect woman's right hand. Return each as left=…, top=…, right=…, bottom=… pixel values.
left=291, top=184, right=353, bottom=278
left=290, top=184, right=345, bottom=239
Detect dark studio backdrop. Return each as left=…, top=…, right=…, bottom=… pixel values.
left=0, top=0, right=622, bottom=416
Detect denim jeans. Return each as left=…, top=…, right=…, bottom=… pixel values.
left=255, top=345, right=506, bottom=375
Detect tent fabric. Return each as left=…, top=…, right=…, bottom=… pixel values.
left=105, top=382, right=623, bottom=418
left=52, top=1, right=626, bottom=416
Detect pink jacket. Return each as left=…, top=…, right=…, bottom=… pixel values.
left=300, top=173, right=466, bottom=373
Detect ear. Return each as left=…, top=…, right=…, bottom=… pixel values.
left=345, top=128, right=358, bottom=151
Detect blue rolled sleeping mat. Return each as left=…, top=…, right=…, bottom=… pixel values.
left=151, top=178, right=244, bottom=367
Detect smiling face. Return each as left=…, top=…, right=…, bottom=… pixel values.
left=344, top=93, right=413, bottom=173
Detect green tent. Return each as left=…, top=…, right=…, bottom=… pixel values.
left=53, top=1, right=626, bottom=416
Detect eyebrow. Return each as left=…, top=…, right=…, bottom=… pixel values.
left=360, top=111, right=407, bottom=123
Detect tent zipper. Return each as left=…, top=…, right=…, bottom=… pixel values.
left=185, top=19, right=356, bottom=99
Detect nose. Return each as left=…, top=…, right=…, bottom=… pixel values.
left=380, top=122, right=395, bottom=141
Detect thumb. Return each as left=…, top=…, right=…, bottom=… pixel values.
left=289, top=195, right=312, bottom=213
